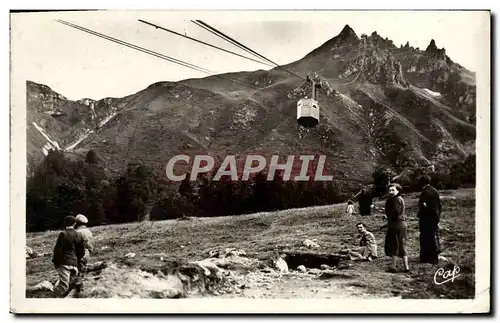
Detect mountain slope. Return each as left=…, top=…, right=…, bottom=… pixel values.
left=26, top=25, right=476, bottom=188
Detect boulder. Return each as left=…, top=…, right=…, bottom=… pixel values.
left=26, top=280, right=55, bottom=298
left=438, top=255, right=448, bottom=262
left=224, top=248, right=247, bottom=257
left=273, top=256, right=289, bottom=273
left=26, top=246, right=38, bottom=259
left=31, top=280, right=54, bottom=292
left=87, top=261, right=108, bottom=272
left=208, top=250, right=220, bottom=258
left=296, top=265, right=307, bottom=273
left=317, top=270, right=354, bottom=280
left=308, top=268, right=322, bottom=275
left=303, top=239, right=320, bottom=249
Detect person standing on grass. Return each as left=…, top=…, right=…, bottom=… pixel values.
left=75, top=214, right=93, bottom=275
left=384, top=183, right=410, bottom=273
left=358, top=189, right=373, bottom=216
left=417, top=175, right=442, bottom=264
left=52, top=216, right=85, bottom=297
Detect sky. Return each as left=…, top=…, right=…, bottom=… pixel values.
left=11, top=10, right=489, bottom=101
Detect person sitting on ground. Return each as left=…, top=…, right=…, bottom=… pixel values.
left=346, top=200, right=355, bottom=217
left=341, top=222, right=378, bottom=261
left=52, top=216, right=85, bottom=297
left=75, top=214, right=93, bottom=275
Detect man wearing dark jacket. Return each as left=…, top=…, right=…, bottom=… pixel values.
left=52, top=216, right=85, bottom=297
left=358, top=189, right=373, bottom=216
left=417, top=175, right=442, bottom=264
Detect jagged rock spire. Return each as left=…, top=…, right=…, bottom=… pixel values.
left=336, top=24, right=359, bottom=43
left=425, top=39, right=446, bottom=60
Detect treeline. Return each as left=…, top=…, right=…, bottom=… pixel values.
left=371, top=153, right=476, bottom=197
left=26, top=150, right=160, bottom=232
left=150, top=170, right=348, bottom=221
left=26, top=150, right=475, bottom=232
left=26, top=150, right=349, bottom=231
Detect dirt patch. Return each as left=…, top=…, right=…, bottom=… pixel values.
left=27, top=252, right=278, bottom=299
left=80, top=263, right=186, bottom=298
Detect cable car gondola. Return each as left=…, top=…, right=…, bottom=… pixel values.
left=297, top=79, right=320, bottom=128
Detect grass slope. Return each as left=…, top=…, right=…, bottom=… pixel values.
left=26, top=188, right=475, bottom=299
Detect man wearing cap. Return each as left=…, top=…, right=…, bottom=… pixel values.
left=52, top=216, right=85, bottom=297
left=75, top=214, right=93, bottom=274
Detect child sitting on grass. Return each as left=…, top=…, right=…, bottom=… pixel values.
left=346, top=200, right=355, bottom=217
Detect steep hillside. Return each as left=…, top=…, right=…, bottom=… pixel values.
left=26, top=81, right=142, bottom=175
left=26, top=24, right=476, bottom=188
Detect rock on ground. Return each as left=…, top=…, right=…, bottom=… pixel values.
left=26, top=246, right=38, bottom=259
left=303, top=239, right=320, bottom=249
left=308, top=268, right=322, bottom=275
left=272, top=256, right=289, bottom=273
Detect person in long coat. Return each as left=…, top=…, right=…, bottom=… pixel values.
left=417, top=175, right=442, bottom=264
left=384, top=183, right=410, bottom=273
left=358, top=189, right=373, bottom=216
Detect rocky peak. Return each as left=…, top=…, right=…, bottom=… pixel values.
left=361, top=50, right=408, bottom=86
left=425, top=39, right=447, bottom=60
left=368, top=31, right=396, bottom=49
left=337, top=24, right=358, bottom=42
left=77, top=98, right=96, bottom=106
left=303, top=24, right=360, bottom=58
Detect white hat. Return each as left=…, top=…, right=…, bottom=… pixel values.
left=75, top=214, right=88, bottom=224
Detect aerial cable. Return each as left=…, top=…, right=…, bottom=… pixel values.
left=194, top=20, right=289, bottom=70
left=55, top=19, right=262, bottom=154
left=191, top=20, right=307, bottom=81
left=138, top=19, right=274, bottom=67
left=193, top=19, right=306, bottom=81
left=56, top=20, right=212, bottom=74
left=55, top=20, right=261, bottom=90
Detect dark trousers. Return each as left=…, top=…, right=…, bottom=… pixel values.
left=419, top=224, right=441, bottom=264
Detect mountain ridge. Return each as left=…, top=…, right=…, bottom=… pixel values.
left=26, top=24, right=476, bottom=189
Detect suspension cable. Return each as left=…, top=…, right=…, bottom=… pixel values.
left=192, top=20, right=307, bottom=81
left=55, top=20, right=261, bottom=90
left=138, top=19, right=274, bottom=67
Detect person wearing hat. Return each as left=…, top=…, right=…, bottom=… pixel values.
left=75, top=214, right=93, bottom=274
left=52, top=215, right=85, bottom=297
left=417, top=175, right=442, bottom=264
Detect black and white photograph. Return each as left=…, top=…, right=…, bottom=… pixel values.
left=9, top=9, right=491, bottom=313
